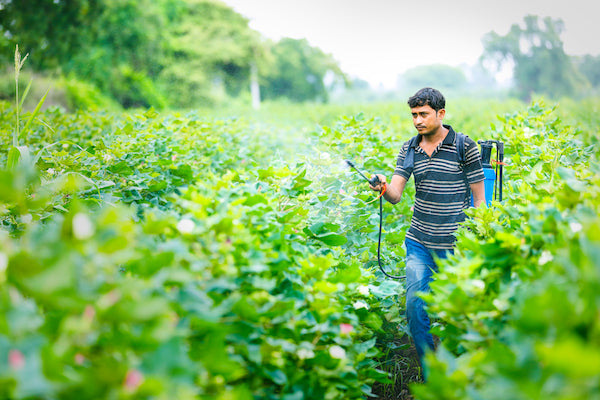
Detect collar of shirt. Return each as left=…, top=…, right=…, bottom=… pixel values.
left=412, top=124, right=456, bottom=154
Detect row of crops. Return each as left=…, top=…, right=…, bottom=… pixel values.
left=0, top=92, right=599, bottom=399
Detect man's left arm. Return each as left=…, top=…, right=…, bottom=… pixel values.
left=463, top=137, right=486, bottom=208
left=471, top=180, right=486, bottom=208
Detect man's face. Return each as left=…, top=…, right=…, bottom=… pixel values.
left=411, top=105, right=445, bottom=136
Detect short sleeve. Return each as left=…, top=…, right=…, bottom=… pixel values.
left=393, top=140, right=412, bottom=180
left=463, top=137, right=485, bottom=184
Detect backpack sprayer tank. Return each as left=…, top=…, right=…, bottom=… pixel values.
left=472, top=140, right=504, bottom=206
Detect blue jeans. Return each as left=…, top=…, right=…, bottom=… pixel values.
left=405, top=238, right=453, bottom=364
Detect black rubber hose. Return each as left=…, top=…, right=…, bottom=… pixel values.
left=377, top=195, right=405, bottom=280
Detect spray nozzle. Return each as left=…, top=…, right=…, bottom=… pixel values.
left=345, top=159, right=381, bottom=187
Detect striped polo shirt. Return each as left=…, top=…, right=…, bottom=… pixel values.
left=394, top=125, right=485, bottom=250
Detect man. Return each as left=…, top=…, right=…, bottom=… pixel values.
left=369, top=87, right=485, bottom=375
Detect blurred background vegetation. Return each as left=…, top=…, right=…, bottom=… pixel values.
left=0, top=1, right=599, bottom=112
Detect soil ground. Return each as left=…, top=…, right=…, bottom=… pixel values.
left=371, top=335, right=422, bottom=400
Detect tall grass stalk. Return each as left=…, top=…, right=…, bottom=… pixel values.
left=7, top=45, right=49, bottom=169
left=14, top=45, right=28, bottom=147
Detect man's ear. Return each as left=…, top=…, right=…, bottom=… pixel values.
left=437, top=109, right=446, bottom=120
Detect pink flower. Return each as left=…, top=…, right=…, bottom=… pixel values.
left=9, top=349, right=25, bottom=370
left=340, top=323, right=353, bottom=335
left=83, top=305, right=95, bottom=321
left=124, top=369, right=144, bottom=391
left=74, top=353, right=85, bottom=365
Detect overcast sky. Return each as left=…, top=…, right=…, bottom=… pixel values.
left=222, top=0, right=600, bottom=88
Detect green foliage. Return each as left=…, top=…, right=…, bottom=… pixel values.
left=482, top=15, right=585, bottom=100
left=1, top=61, right=599, bottom=399
left=59, top=76, right=120, bottom=112
left=109, top=65, right=169, bottom=110
left=0, top=0, right=104, bottom=69
left=0, top=98, right=401, bottom=398
left=65, top=0, right=168, bottom=109
left=0, top=0, right=168, bottom=109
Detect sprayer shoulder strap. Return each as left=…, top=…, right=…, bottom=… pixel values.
left=401, top=135, right=419, bottom=171
left=456, top=132, right=467, bottom=169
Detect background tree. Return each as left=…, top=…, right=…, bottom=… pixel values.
left=260, top=38, right=346, bottom=103
left=574, top=55, right=600, bottom=90
left=397, top=64, right=467, bottom=93
left=0, top=0, right=104, bottom=69
left=71, top=0, right=168, bottom=108
left=159, top=0, right=265, bottom=108
left=481, top=15, right=584, bottom=100
left=0, top=0, right=168, bottom=108
left=0, top=0, right=346, bottom=109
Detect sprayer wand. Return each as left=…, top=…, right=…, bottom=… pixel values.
left=345, top=160, right=405, bottom=280
left=345, top=160, right=380, bottom=186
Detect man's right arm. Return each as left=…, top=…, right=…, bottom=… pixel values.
left=370, top=174, right=407, bottom=204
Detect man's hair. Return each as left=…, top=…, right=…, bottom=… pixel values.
left=407, top=87, right=445, bottom=112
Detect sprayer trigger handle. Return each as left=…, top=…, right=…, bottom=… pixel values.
left=369, top=175, right=381, bottom=187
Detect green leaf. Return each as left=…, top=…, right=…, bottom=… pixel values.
left=6, top=145, right=31, bottom=169
left=265, top=369, right=287, bottom=385
left=385, top=232, right=405, bottom=245
left=113, top=297, right=170, bottom=322
left=243, top=194, right=268, bottom=206
left=308, top=222, right=325, bottom=234
left=355, top=337, right=377, bottom=355
left=141, top=337, right=195, bottom=381
left=557, top=167, right=586, bottom=192
left=314, top=232, right=347, bottom=246
left=53, top=204, right=68, bottom=212
left=7, top=146, right=20, bottom=169
left=107, top=161, right=134, bottom=175
left=173, top=163, right=194, bottom=181
left=144, top=107, right=159, bottom=119
left=331, top=262, right=361, bottom=284
left=19, top=78, right=32, bottom=110
left=232, top=297, right=260, bottom=321
left=291, top=169, right=311, bottom=191
left=20, top=87, right=49, bottom=140
left=32, top=141, right=61, bottom=165
left=363, top=313, right=382, bottom=330
left=148, top=180, right=168, bottom=192
left=369, top=280, right=401, bottom=298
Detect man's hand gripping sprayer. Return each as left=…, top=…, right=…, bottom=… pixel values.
left=345, top=160, right=405, bottom=280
